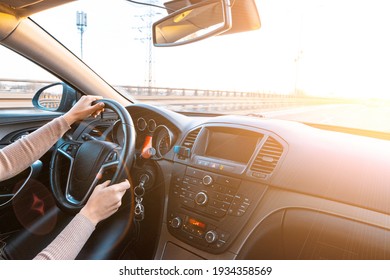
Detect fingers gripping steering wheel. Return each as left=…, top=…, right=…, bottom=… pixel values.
left=50, top=99, right=135, bottom=213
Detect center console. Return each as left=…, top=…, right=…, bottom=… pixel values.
left=167, top=126, right=268, bottom=254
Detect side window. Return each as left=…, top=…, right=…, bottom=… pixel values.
left=0, top=45, right=60, bottom=109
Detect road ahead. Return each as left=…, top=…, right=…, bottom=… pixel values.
left=1, top=90, right=389, bottom=134
left=261, top=103, right=390, bottom=133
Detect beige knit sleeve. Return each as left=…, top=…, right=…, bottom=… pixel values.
left=33, top=213, right=96, bottom=260
left=0, top=116, right=71, bottom=181
left=1, top=117, right=97, bottom=260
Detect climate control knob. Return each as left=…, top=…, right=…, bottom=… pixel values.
left=202, top=175, right=213, bottom=186
left=170, top=217, right=182, bottom=229
left=205, top=230, right=218, bottom=244
left=194, top=192, right=208, bottom=206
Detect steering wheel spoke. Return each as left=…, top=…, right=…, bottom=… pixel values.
left=104, top=150, right=120, bottom=164
left=64, top=154, right=120, bottom=206
left=57, top=141, right=81, bottom=160
left=95, top=151, right=121, bottom=183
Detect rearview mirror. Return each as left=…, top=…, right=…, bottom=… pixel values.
left=153, top=0, right=232, bottom=47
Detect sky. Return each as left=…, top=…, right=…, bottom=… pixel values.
left=1, top=0, right=390, bottom=99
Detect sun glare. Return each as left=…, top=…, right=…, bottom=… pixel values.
left=3, top=0, right=390, bottom=101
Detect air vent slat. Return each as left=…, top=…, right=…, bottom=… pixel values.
left=250, top=137, right=283, bottom=175
left=183, top=127, right=201, bottom=150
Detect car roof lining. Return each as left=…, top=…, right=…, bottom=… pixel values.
left=0, top=0, right=72, bottom=17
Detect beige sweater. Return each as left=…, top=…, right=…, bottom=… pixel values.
left=0, top=117, right=95, bottom=260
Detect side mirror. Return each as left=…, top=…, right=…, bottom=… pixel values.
left=32, top=83, right=78, bottom=112
left=153, top=0, right=232, bottom=47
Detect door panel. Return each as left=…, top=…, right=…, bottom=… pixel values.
left=0, top=109, right=59, bottom=252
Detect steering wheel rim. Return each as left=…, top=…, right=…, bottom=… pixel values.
left=50, top=99, right=136, bottom=213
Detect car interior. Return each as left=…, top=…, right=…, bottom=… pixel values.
left=0, top=0, right=389, bottom=260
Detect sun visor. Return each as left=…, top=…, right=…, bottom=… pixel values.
left=0, top=11, right=20, bottom=41
left=163, top=0, right=261, bottom=35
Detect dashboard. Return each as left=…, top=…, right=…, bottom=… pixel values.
left=74, top=103, right=390, bottom=260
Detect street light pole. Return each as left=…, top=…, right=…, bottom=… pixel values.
left=294, top=50, right=303, bottom=96
left=76, top=11, right=87, bottom=59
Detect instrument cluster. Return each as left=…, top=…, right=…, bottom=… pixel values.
left=111, top=116, right=175, bottom=159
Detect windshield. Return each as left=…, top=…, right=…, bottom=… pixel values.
left=12, top=0, right=390, bottom=133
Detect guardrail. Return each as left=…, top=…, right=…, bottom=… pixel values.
left=0, top=79, right=349, bottom=113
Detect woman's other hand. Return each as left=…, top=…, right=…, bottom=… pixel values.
left=80, top=179, right=131, bottom=225
left=63, top=95, right=105, bottom=125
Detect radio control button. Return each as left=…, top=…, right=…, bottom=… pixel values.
left=215, top=240, right=226, bottom=248
left=186, top=167, right=204, bottom=178
left=226, top=187, right=236, bottom=195
left=211, top=200, right=230, bottom=210
left=171, top=217, right=182, bottom=229
left=185, top=191, right=195, bottom=199
left=218, top=231, right=230, bottom=242
left=206, top=206, right=227, bottom=217
left=182, top=198, right=195, bottom=208
left=202, top=175, right=213, bottom=186
left=216, top=184, right=226, bottom=192
left=216, top=176, right=240, bottom=188
left=205, top=230, right=218, bottom=244
left=195, top=192, right=208, bottom=205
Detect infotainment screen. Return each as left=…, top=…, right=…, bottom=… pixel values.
left=205, top=128, right=260, bottom=164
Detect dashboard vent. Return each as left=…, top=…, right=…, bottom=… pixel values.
left=10, top=129, right=36, bottom=143
left=183, top=127, right=201, bottom=150
left=251, top=137, right=283, bottom=175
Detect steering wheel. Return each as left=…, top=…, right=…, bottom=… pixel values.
left=50, top=99, right=136, bottom=213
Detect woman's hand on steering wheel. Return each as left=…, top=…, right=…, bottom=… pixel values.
left=63, top=95, right=105, bottom=125
left=80, top=179, right=131, bottom=225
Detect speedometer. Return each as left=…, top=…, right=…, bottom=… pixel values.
left=153, top=125, right=174, bottom=159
